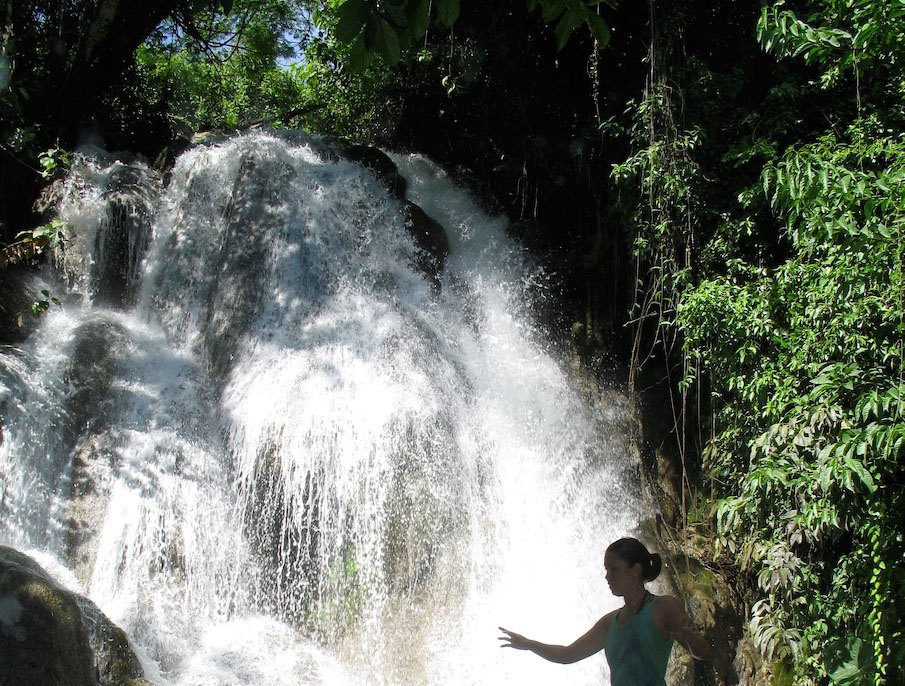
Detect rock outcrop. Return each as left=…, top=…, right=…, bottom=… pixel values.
left=324, top=137, right=450, bottom=284
left=0, top=546, right=152, bottom=686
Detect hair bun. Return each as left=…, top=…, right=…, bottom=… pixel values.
left=645, top=552, right=663, bottom=582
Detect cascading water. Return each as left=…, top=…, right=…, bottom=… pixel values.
left=0, top=130, right=647, bottom=685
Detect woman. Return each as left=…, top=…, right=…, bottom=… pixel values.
left=498, top=537, right=710, bottom=685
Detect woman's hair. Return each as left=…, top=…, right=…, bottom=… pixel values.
left=606, top=537, right=663, bottom=582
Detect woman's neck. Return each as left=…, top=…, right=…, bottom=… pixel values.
left=621, top=585, right=649, bottom=615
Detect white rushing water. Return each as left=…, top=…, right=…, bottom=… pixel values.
left=0, top=131, right=645, bottom=685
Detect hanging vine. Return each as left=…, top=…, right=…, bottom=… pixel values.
left=610, top=0, right=703, bottom=525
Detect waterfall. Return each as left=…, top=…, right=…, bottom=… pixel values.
left=0, top=131, right=646, bottom=685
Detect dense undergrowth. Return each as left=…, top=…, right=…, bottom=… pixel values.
left=616, top=2, right=905, bottom=683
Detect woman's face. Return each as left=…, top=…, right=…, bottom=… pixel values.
left=604, top=552, right=641, bottom=597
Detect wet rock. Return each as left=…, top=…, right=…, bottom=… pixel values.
left=63, top=433, right=119, bottom=585
left=1, top=546, right=97, bottom=686
left=200, top=150, right=292, bottom=382
left=65, top=318, right=130, bottom=431
left=0, top=268, right=42, bottom=344
left=325, top=138, right=408, bottom=200
left=403, top=201, right=449, bottom=285
left=76, top=596, right=147, bottom=686
left=317, top=137, right=449, bottom=284
left=667, top=552, right=746, bottom=685
left=90, top=169, right=156, bottom=309
left=0, top=546, right=153, bottom=686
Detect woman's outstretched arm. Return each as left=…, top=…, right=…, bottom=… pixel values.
left=498, top=612, right=613, bottom=664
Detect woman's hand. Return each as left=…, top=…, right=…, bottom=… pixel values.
left=669, top=615, right=702, bottom=648
left=498, top=627, right=530, bottom=650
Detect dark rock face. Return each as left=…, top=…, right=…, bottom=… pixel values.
left=403, top=201, right=450, bottom=286
left=0, top=268, right=41, bottom=345
left=0, top=546, right=98, bottom=686
left=0, top=546, right=151, bottom=686
left=325, top=137, right=408, bottom=200
left=78, top=160, right=157, bottom=310
left=199, top=150, right=291, bottom=382
left=324, top=138, right=450, bottom=283
left=76, top=597, right=147, bottom=686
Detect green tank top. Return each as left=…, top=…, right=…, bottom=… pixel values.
left=603, top=596, right=674, bottom=686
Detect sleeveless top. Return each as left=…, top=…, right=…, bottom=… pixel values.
left=603, top=596, right=674, bottom=686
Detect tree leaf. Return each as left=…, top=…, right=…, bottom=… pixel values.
left=346, top=33, right=373, bottom=72
left=406, top=0, right=431, bottom=38
left=335, top=0, right=369, bottom=43
left=382, top=0, right=408, bottom=29
left=826, top=636, right=871, bottom=685
left=435, top=0, right=460, bottom=27
left=554, top=8, right=581, bottom=51
left=586, top=13, right=611, bottom=48
left=377, top=18, right=401, bottom=63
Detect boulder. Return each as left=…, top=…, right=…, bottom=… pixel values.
left=76, top=597, right=147, bottom=686
left=0, top=546, right=152, bottom=686
left=324, top=137, right=408, bottom=200
left=0, top=546, right=98, bottom=686
left=320, top=138, right=450, bottom=284
left=403, top=201, right=449, bottom=285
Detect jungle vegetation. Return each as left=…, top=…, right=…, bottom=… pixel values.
left=1, top=1, right=903, bottom=684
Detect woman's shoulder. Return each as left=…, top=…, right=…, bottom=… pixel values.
left=650, top=593, right=679, bottom=604
left=598, top=607, right=620, bottom=626
left=650, top=594, right=683, bottom=613
left=650, top=594, right=685, bottom=633
left=592, top=607, right=619, bottom=634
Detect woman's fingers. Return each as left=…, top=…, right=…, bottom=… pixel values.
left=498, top=627, right=524, bottom=648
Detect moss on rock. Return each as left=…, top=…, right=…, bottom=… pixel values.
left=0, top=546, right=157, bottom=686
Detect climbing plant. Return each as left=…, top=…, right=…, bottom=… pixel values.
left=667, top=2, right=905, bottom=683
left=681, top=119, right=905, bottom=683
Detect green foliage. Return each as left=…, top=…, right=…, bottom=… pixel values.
left=328, top=0, right=611, bottom=70
left=758, top=0, right=905, bottom=93
left=663, top=3, right=905, bottom=683
left=527, top=0, right=612, bottom=51
left=136, top=0, right=312, bottom=131
left=610, top=81, right=704, bottom=382
left=327, top=0, right=457, bottom=69
left=21, top=289, right=62, bottom=326
left=826, top=636, right=872, bottom=685
left=38, top=147, right=71, bottom=179
left=682, top=119, right=905, bottom=686
left=608, top=1, right=905, bottom=683
left=0, top=218, right=68, bottom=270
left=311, top=543, right=364, bottom=639
left=0, top=211, right=67, bottom=326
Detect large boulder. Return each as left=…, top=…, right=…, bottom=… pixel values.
left=324, top=137, right=408, bottom=200
left=76, top=597, right=148, bottom=686
left=403, top=200, right=450, bottom=285
left=0, top=546, right=98, bottom=686
left=0, top=546, right=151, bottom=686
left=322, top=138, right=450, bottom=284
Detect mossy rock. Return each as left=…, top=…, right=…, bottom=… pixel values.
left=0, top=546, right=155, bottom=686
left=0, top=546, right=97, bottom=686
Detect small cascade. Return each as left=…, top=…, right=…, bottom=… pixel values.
left=0, top=130, right=646, bottom=686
